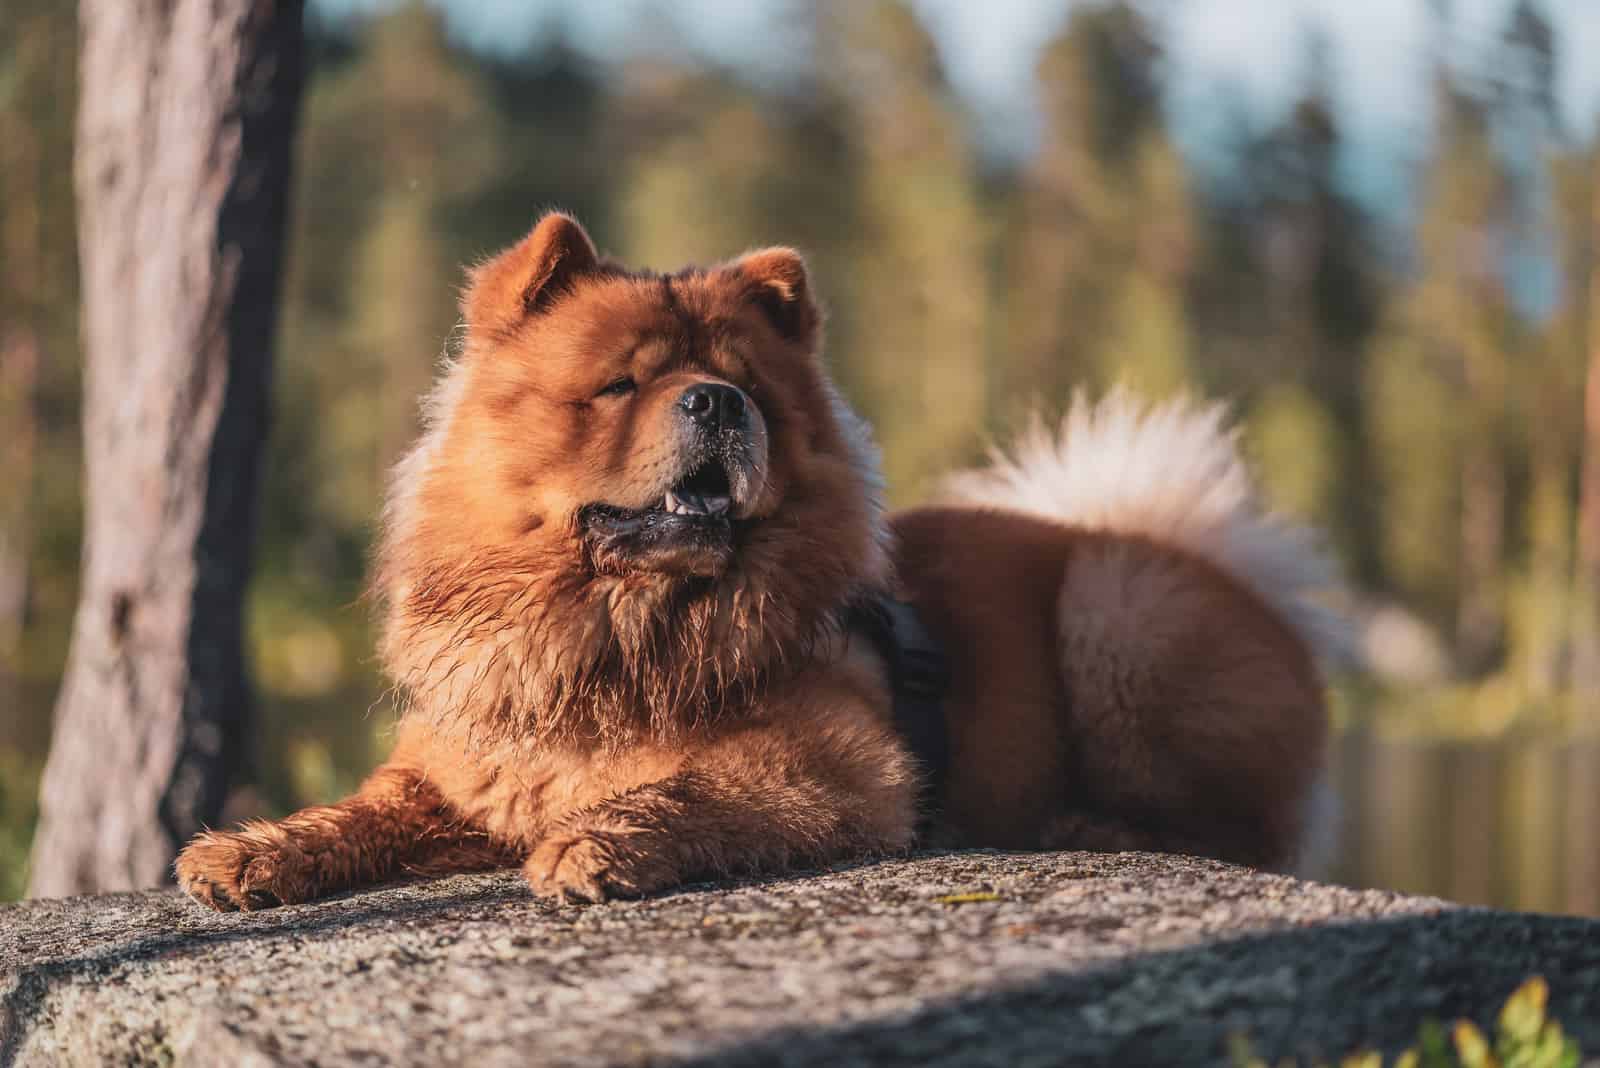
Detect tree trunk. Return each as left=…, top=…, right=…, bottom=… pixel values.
left=28, top=0, right=304, bottom=897
left=1457, top=345, right=1507, bottom=677
left=1573, top=151, right=1600, bottom=699
left=1524, top=385, right=1571, bottom=699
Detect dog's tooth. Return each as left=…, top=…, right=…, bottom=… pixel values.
left=664, top=491, right=680, bottom=512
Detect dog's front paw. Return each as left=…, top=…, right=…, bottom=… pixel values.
left=523, top=830, right=677, bottom=904
left=175, top=826, right=314, bottom=912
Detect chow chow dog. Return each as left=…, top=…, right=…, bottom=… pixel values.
left=176, top=212, right=1340, bottom=910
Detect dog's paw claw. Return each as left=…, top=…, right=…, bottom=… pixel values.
left=175, top=830, right=311, bottom=913
left=524, top=830, right=678, bottom=904
left=524, top=833, right=613, bottom=903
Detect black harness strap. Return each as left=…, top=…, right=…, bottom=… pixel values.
left=847, top=596, right=952, bottom=819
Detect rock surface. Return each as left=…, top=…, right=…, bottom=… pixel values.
left=4, top=851, right=1599, bottom=1067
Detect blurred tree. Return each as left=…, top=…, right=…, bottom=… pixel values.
left=0, top=2, right=76, bottom=728
left=1495, top=0, right=1557, bottom=129
left=28, top=0, right=305, bottom=896
left=278, top=4, right=498, bottom=545
left=1487, top=0, right=1572, bottom=698
left=1365, top=320, right=1466, bottom=630
left=0, top=333, right=34, bottom=697
left=462, top=39, right=616, bottom=247
left=1087, top=130, right=1195, bottom=398
left=1569, top=137, right=1600, bottom=697
left=614, top=66, right=802, bottom=266
left=1370, top=71, right=1517, bottom=674
left=1234, top=34, right=1382, bottom=580
left=814, top=0, right=989, bottom=500
left=1004, top=2, right=1186, bottom=416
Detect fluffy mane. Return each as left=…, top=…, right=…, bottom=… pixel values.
left=372, top=314, right=890, bottom=751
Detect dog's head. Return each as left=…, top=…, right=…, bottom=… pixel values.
left=378, top=213, right=887, bottom=742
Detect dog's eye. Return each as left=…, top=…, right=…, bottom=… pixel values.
left=596, top=376, right=636, bottom=399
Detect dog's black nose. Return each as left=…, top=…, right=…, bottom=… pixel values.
left=679, top=382, right=745, bottom=431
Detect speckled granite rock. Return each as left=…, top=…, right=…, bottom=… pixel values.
left=3, top=851, right=1598, bottom=1067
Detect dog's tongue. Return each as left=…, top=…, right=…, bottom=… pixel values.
left=664, top=490, right=731, bottom=516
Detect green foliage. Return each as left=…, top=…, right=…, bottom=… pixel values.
left=1247, top=384, right=1341, bottom=527
left=0, top=746, right=39, bottom=898
left=814, top=0, right=991, bottom=501
left=1230, top=978, right=1581, bottom=1068
left=1002, top=2, right=1184, bottom=418
left=1365, top=328, right=1465, bottom=620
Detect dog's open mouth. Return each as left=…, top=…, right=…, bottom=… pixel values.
left=580, top=457, right=740, bottom=537
left=663, top=458, right=733, bottom=517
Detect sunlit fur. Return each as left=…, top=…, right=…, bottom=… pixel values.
left=937, top=388, right=1343, bottom=870
left=375, top=234, right=889, bottom=750
left=175, top=213, right=1338, bottom=911
left=942, top=387, right=1348, bottom=664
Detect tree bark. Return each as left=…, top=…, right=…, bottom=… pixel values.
left=28, top=0, right=304, bottom=897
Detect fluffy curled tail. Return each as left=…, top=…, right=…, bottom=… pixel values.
left=943, top=388, right=1346, bottom=874
left=942, top=387, right=1348, bottom=666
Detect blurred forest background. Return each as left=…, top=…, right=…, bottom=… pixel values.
left=3, top=0, right=1600, bottom=910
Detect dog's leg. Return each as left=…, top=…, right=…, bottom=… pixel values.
left=524, top=706, right=919, bottom=902
left=176, top=763, right=515, bottom=911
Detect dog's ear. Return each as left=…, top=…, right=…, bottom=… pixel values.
left=731, top=247, right=820, bottom=344
left=462, top=212, right=600, bottom=333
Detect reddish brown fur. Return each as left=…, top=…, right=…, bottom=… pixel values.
left=176, top=213, right=1328, bottom=910
left=893, top=507, right=1326, bottom=867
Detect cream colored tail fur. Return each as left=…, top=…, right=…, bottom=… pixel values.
left=942, top=388, right=1347, bottom=875
left=942, top=387, right=1348, bottom=665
